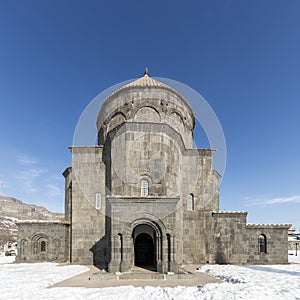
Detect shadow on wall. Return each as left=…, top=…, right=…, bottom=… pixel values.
left=215, top=236, right=228, bottom=264
left=89, top=235, right=110, bottom=270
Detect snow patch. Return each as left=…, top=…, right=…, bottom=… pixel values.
left=0, top=254, right=299, bottom=299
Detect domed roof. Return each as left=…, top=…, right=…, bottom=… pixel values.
left=104, top=69, right=193, bottom=111
left=120, top=68, right=172, bottom=90
left=97, top=69, right=196, bottom=146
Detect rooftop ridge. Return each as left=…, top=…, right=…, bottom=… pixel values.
left=16, top=220, right=68, bottom=224
left=213, top=211, right=248, bottom=214
left=246, top=223, right=291, bottom=227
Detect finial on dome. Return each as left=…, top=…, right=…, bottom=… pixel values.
left=144, top=67, right=149, bottom=76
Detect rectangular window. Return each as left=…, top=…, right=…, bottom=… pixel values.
left=95, top=193, right=101, bottom=210
left=187, top=194, right=194, bottom=211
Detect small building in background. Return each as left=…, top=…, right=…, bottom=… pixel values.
left=288, top=229, right=300, bottom=253
left=2, top=241, right=18, bottom=256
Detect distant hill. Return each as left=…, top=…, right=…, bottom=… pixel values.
left=0, top=195, right=64, bottom=244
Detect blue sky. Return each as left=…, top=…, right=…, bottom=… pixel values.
left=0, top=1, right=299, bottom=228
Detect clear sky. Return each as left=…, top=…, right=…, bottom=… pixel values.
left=0, top=1, right=299, bottom=228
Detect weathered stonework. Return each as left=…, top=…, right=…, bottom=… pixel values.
left=17, top=72, right=291, bottom=270
left=16, top=221, right=69, bottom=263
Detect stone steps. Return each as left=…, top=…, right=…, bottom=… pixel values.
left=49, top=264, right=223, bottom=288
left=91, top=268, right=195, bottom=281
left=119, top=273, right=165, bottom=280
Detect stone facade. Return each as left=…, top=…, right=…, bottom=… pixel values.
left=16, top=72, right=291, bottom=271
left=16, top=221, right=69, bottom=263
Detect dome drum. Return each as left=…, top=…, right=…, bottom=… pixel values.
left=97, top=77, right=195, bottom=147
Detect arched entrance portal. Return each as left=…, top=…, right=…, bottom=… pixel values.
left=134, top=233, right=154, bottom=267
left=133, top=224, right=157, bottom=271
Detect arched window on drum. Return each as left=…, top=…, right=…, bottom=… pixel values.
left=141, top=179, right=149, bottom=197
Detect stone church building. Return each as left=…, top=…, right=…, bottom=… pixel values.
left=16, top=71, right=290, bottom=272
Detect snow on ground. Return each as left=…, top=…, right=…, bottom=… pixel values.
left=0, top=253, right=300, bottom=300
left=198, top=252, right=300, bottom=300
left=200, top=265, right=300, bottom=300
left=289, top=250, right=300, bottom=264
left=0, top=253, right=15, bottom=264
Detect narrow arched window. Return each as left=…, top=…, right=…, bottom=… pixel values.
left=258, top=234, right=267, bottom=253
left=118, top=233, right=123, bottom=261
left=41, top=241, right=46, bottom=252
left=166, top=234, right=171, bottom=266
left=187, top=194, right=194, bottom=211
left=141, top=179, right=149, bottom=197
left=95, top=193, right=101, bottom=209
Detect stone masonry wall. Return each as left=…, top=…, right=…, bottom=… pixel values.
left=71, top=146, right=107, bottom=266
left=211, top=213, right=290, bottom=264
left=181, top=212, right=290, bottom=265
left=245, top=224, right=290, bottom=264
left=16, top=222, right=68, bottom=263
